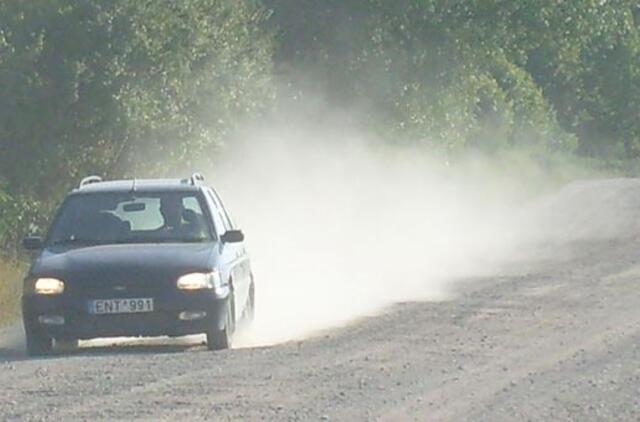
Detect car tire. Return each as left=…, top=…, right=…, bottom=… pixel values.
left=244, top=282, right=255, bottom=324
left=25, top=326, right=53, bottom=357
left=55, top=338, right=79, bottom=352
left=206, top=299, right=234, bottom=351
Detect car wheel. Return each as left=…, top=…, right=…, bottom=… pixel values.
left=206, top=299, right=234, bottom=351
left=25, top=326, right=53, bottom=357
left=55, top=338, right=79, bottom=352
left=244, top=282, right=255, bottom=324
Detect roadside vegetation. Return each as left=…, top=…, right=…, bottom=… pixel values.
left=0, top=258, right=24, bottom=326
left=1, top=1, right=639, bottom=323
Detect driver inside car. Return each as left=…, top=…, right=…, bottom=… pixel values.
left=157, top=196, right=203, bottom=239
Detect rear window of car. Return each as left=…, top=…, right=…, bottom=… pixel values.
left=113, top=197, right=163, bottom=230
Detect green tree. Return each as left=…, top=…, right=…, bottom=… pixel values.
left=264, top=0, right=640, bottom=160
left=0, top=0, right=274, bottom=201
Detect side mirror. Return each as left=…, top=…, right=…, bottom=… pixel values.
left=23, top=236, right=43, bottom=250
left=221, top=230, right=244, bottom=244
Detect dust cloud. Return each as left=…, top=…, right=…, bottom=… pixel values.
left=210, top=121, right=537, bottom=347
left=2, top=123, right=618, bottom=354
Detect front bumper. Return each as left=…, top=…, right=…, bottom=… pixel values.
left=22, top=291, right=228, bottom=340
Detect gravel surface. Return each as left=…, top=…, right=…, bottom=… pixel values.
left=1, top=179, right=640, bottom=421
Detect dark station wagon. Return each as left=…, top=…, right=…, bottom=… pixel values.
left=21, top=174, right=254, bottom=356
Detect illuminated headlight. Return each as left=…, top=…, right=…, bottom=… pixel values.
left=177, top=271, right=225, bottom=293
left=34, top=278, right=65, bottom=295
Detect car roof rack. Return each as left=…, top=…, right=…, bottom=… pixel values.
left=188, top=172, right=205, bottom=186
left=79, top=175, right=103, bottom=189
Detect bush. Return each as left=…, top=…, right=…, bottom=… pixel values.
left=0, top=186, right=43, bottom=255
left=0, top=257, right=24, bottom=326
left=0, top=0, right=275, bottom=201
left=264, top=0, right=640, bottom=161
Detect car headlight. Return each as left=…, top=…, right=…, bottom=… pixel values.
left=34, top=278, right=65, bottom=295
left=177, top=271, right=226, bottom=296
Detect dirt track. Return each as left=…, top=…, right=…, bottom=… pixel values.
left=1, top=179, right=640, bottom=421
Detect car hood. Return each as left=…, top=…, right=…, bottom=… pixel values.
left=30, top=243, right=218, bottom=282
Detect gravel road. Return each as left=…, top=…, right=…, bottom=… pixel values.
left=1, top=179, right=640, bottom=421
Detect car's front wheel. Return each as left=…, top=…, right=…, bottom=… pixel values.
left=25, top=325, right=53, bottom=357
left=55, top=338, right=79, bottom=352
left=206, top=300, right=234, bottom=351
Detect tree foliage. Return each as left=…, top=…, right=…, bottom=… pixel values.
left=265, top=0, right=640, bottom=158
left=0, top=0, right=274, bottom=200
left=1, top=1, right=640, bottom=251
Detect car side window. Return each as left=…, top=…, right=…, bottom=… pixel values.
left=182, top=197, right=204, bottom=218
left=209, top=189, right=234, bottom=230
left=203, top=190, right=228, bottom=236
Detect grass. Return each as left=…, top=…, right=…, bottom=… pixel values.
left=0, top=257, right=24, bottom=327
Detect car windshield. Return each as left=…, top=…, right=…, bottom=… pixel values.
left=47, top=192, right=213, bottom=246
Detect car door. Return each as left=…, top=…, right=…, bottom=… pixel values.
left=211, top=188, right=251, bottom=297
left=204, top=188, right=249, bottom=321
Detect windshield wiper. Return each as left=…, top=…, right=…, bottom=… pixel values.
left=178, top=237, right=209, bottom=243
left=50, top=238, right=100, bottom=246
left=115, top=236, right=210, bottom=244
left=114, top=236, right=151, bottom=244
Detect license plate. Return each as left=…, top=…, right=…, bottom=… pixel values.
left=89, top=298, right=154, bottom=315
